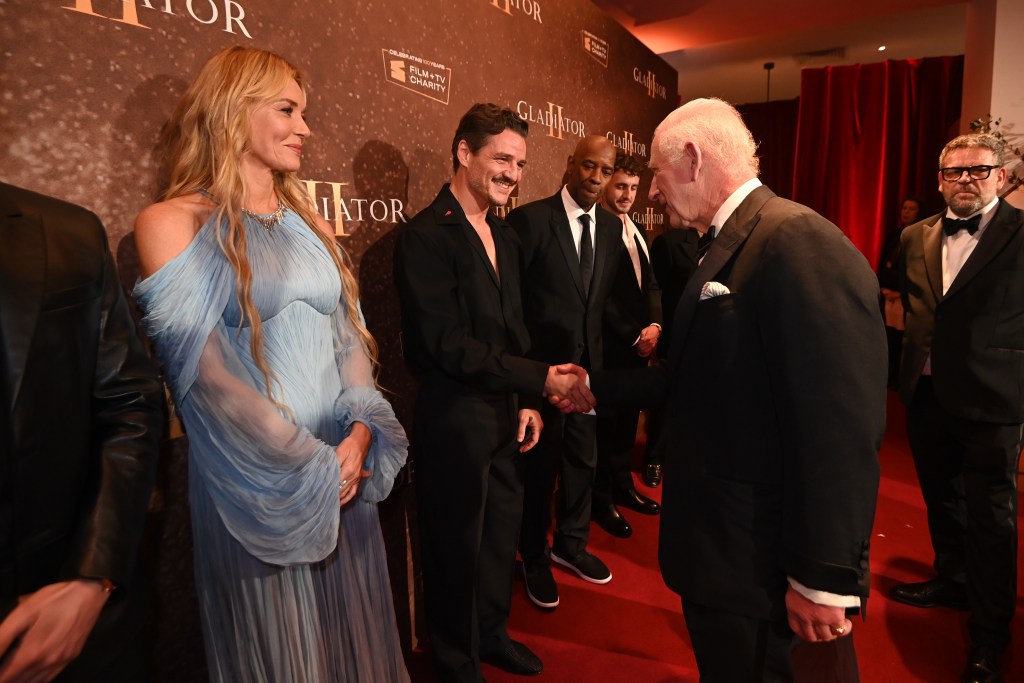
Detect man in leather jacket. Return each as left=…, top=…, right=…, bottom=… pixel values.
left=0, top=181, right=163, bottom=682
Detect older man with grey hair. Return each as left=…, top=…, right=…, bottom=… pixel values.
left=588, top=98, right=887, bottom=681
left=891, top=133, right=1024, bottom=683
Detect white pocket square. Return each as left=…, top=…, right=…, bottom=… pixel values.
left=699, top=281, right=731, bottom=300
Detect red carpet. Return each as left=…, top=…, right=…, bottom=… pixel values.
left=408, top=391, right=1024, bottom=682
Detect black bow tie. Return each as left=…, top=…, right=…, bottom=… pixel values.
left=941, top=214, right=982, bottom=237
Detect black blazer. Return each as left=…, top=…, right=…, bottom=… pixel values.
left=507, top=192, right=626, bottom=371
left=899, top=200, right=1024, bottom=423
left=594, top=186, right=886, bottom=620
left=0, top=182, right=163, bottom=661
left=603, top=220, right=661, bottom=369
left=394, top=185, right=547, bottom=417
left=649, top=228, right=699, bottom=350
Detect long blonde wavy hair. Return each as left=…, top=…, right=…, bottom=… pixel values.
left=161, top=46, right=378, bottom=405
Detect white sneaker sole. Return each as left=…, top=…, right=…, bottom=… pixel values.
left=550, top=553, right=612, bottom=585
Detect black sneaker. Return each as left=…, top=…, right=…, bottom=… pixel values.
left=551, top=549, right=612, bottom=584
left=523, top=563, right=559, bottom=609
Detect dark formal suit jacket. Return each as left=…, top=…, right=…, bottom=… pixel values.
left=394, top=185, right=547, bottom=446
left=594, top=185, right=886, bottom=620
left=649, top=227, right=699, bottom=351
left=603, top=218, right=661, bottom=369
left=898, top=200, right=1024, bottom=423
left=0, top=182, right=163, bottom=672
left=507, top=192, right=626, bottom=371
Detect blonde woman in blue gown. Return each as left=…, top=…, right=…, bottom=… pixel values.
left=133, top=46, right=410, bottom=682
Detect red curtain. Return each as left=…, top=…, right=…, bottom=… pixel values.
left=737, top=98, right=800, bottom=201
left=791, top=56, right=963, bottom=266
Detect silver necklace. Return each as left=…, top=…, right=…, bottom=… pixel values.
left=242, top=201, right=285, bottom=232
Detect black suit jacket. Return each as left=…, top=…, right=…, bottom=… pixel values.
left=394, top=185, right=547, bottom=430
left=594, top=186, right=886, bottom=620
left=0, top=182, right=163, bottom=669
left=603, top=219, right=661, bottom=369
left=898, top=200, right=1024, bottom=423
left=507, top=192, right=626, bottom=371
left=649, top=228, right=699, bottom=350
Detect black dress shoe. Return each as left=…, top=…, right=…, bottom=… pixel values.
left=889, top=577, right=969, bottom=610
left=593, top=502, right=632, bottom=538
left=962, top=645, right=1003, bottom=683
left=481, top=640, right=543, bottom=676
left=643, top=462, right=663, bottom=488
left=614, top=486, right=660, bottom=515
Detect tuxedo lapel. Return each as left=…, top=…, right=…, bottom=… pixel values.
left=0, top=195, right=46, bottom=414
left=668, top=186, right=773, bottom=378
left=457, top=220, right=500, bottom=289
left=590, top=212, right=615, bottom=301
left=920, top=218, right=944, bottom=301
left=944, top=201, right=1021, bottom=300
left=551, top=201, right=586, bottom=301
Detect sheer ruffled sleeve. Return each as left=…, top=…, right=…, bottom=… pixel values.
left=134, top=229, right=342, bottom=566
left=332, top=301, right=409, bottom=503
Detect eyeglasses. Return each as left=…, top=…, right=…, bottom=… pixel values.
left=940, top=165, right=999, bottom=182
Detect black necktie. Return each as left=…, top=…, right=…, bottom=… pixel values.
left=697, top=226, right=717, bottom=260
left=941, top=214, right=981, bottom=237
left=579, top=214, right=593, bottom=296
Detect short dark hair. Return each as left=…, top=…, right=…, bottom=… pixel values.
left=613, top=151, right=645, bottom=177
left=451, top=103, right=528, bottom=173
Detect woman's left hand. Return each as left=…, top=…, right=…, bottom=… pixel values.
left=336, top=421, right=372, bottom=505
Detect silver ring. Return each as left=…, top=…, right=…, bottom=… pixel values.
left=339, top=479, right=348, bottom=490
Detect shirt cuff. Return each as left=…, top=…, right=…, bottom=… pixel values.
left=584, top=374, right=595, bottom=416
left=787, top=577, right=860, bottom=608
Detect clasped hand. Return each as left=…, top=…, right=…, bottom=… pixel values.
left=543, top=364, right=595, bottom=414
left=336, top=421, right=372, bottom=506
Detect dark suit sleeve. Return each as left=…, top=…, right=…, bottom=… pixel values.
left=68, top=225, right=163, bottom=588
left=394, top=224, right=548, bottom=395
left=590, top=363, right=669, bottom=411
left=758, top=216, right=885, bottom=598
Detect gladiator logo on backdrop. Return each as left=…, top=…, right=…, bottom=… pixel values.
left=301, top=180, right=406, bottom=237
left=63, top=0, right=252, bottom=37
left=516, top=101, right=586, bottom=140
left=632, top=207, right=665, bottom=231
left=606, top=130, right=647, bottom=158
left=633, top=68, right=667, bottom=100
left=488, top=0, right=542, bottom=24
left=581, top=31, right=609, bottom=67
left=382, top=49, right=451, bottom=105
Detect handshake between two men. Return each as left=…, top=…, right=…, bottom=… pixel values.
left=543, top=364, right=595, bottom=414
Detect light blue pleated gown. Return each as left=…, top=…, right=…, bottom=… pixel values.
left=135, top=209, right=410, bottom=683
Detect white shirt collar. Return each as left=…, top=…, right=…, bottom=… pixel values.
left=709, top=177, right=762, bottom=238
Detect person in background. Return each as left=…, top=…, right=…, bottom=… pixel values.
left=132, top=46, right=409, bottom=682
left=877, top=196, right=922, bottom=387
left=510, top=135, right=625, bottom=609
left=394, top=103, right=593, bottom=683
left=891, top=133, right=1024, bottom=683
left=0, top=181, right=163, bottom=682
left=591, top=151, right=661, bottom=539
left=642, top=225, right=700, bottom=488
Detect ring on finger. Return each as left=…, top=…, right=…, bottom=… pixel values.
left=829, top=624, right=846, bottom=636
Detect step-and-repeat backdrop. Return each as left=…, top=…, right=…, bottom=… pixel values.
left=1, top=1, right=676, bottom=676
